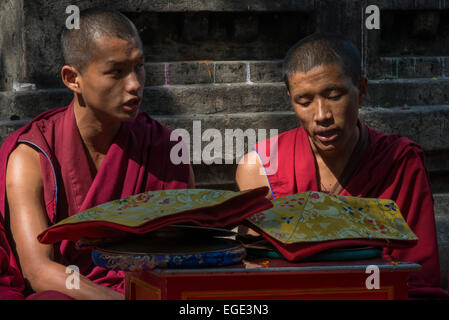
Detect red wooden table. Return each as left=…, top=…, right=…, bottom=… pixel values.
left=125, top=257, right=421, bottom=300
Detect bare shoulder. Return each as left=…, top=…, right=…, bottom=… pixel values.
left=236, top=150, right=263, bottom=175
left=236, top=150, right=272, bottom=199
left=6, top=143, right=43, bottom=191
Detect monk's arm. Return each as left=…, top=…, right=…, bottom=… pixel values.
left=235, top=151, right=273, bottom=237
left=236, top=150, right=272, bottom=199
left=6, top=144, right=123, bottom=300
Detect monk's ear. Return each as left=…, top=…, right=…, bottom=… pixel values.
left=61, top=65, right=82, bottom=94
left=357, top=77, right=368, bottom=105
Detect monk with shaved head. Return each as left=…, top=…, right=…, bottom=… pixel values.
left=236, top=34, right=447, bottom=299
left=0, top=8, right=194, bottom=299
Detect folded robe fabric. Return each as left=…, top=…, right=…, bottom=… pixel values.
left=0, top=225, right=25, bottom=300
left=244, top=192, right=418, bottom=261
left=253, top=122, right=442, bottom=291
left=38, top=187, right=272, bottom=244
left=0, top=102, right=191, bottom=294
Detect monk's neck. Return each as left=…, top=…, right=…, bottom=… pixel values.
left=73, top=102, right=121, bottom=155
left=311, top=126, right=360, bottom=176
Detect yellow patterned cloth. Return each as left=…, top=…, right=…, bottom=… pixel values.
left=247, top=192, right=418, bottom=244
left=50, top=189, right=251, bottom=228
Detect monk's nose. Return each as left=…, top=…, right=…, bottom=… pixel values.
left=314, top=98, right=332, bottom=123
left=125, top=70, right=142, bottom=95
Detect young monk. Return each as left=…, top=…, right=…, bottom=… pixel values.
left=0, top=8, right=194, bottom=300
left=236, top=34, right=447, bottom=298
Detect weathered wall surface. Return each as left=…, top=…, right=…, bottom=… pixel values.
left=0, top=0, right=448, bottom=289
left=0, top=0, right=25, bottom=91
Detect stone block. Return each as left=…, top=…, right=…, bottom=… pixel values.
left=434, top=193, right=449, bottom=218
left=366, top=79, right=449, bottom=107
left=397, top=57, right=443, bottom=78
left=250, top=60, right=283, bottom=83
left=145, top=61, right=283, bottom=85
left=146, top=62, right=217, bottom=86
left=377, top=58, right=396, bottom=79
left=412, top=11, right=440, bottom=38
left=144, top=63, right=166, bottom=86
left=380, top=56, right=446, bottom=79
left=0, top=119, right=29, bottom=145
left=436, top=217, right=449, bottom=244
left=233, top=14, right=259, bottom=43
left=0, top=0, right=25, bottom=91
left=0, top=89, right=72, bottom=120
left=414, top=0, right=442, bottom=9
left=183, top=12, right=209, bottom=41
left=168, top=62, right=214, bottom=85
left=214, top=62, right=246, bottom=83
left=359, top=105, right=449, bottom=152
left=142, top=83, right=290, bottom=115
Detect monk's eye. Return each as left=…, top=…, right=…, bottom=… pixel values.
left=107, top=69, right=124, bottom=77
left=328, top=94, right=342, bottom=101
left=297, top=99, right=312, bottom=107
left=327, top=89, right=345, bottom=101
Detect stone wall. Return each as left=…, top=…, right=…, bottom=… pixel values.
left=0, top=0, right=448, bottom=289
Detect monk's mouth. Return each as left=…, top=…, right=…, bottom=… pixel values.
left=123, top=105, right=139, bottom=113
left=123, top=100, right=141, bottom=112
left=316, top=131, right=338, bottom=143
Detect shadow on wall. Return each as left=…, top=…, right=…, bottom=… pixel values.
left=126, top=11, right=315, bottom=62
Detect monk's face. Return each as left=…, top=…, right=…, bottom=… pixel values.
left=287, top=64, right=366, bottom=156
left=77, top=36, right=145, bottom=121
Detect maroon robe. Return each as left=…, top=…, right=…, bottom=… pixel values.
left=0, top=225, right=25, bottom=299
left=0, top=102, right=190, bottom=296
left=254, top=122, right=447, bottom=297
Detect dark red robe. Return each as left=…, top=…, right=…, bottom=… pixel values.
left=254, top=122, right=447, bottom=298
left=0, top=225, right=25, bottom=299
left=0, top=102, right=190, bottom=297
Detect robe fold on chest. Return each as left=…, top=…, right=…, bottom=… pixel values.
left=254, top=122, right=444, bottom=295
left=0, top=102, right=190, bottom=295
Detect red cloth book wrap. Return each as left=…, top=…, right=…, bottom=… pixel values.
left=37, top=187, right=272, bottom=245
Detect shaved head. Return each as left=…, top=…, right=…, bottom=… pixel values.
left=61, top=8, right=142, bottom=73
left=283, top=33, right=362, bottom=90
